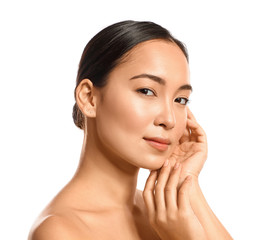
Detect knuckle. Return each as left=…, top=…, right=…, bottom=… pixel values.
left=155, top=183, right=164, bottom=192
left=178, top=209, right=191, bottom=219
left=148, top=215, right=156, bottom=226
left=178, top=189, right=187, bottom=198
left=142, top=189, right=150, bottom=195
left=142, top=190, right=149, bottom=199
left=167, top=211, right=178, bottom=223
left=164, top=184, right=174, bottom=192
left=155, top=213, right=167, bottom=226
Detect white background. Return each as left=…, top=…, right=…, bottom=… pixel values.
left=1, top=0, right=271, bottom=239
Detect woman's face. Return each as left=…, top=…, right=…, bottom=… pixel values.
left=93, top=40, right=191, bottom=170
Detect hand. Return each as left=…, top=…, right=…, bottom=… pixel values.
left=169, top=107, right=207, bottom=179
left=143, top=161, right=207, bottom=240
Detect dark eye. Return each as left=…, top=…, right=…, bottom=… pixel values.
left=137, top=88, right=155, bottom=96
left=175, top=97, right=189, bottom=105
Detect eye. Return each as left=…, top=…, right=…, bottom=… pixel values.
left=136, top=88, right=155, bottom=96
left=175, top=97, right=190, bottom=105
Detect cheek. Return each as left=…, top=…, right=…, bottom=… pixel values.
left=96, top=92, right=152, bottom=140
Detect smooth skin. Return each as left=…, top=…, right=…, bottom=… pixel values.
left=143, top=108, right=232, bottom=239
left=143, top=108, right=207, bottom=240
left=28, top=40, right=232, bottom=240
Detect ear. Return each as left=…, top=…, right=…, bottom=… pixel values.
left=75, top=79, right=98, bottom=118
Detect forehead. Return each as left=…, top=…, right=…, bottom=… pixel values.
left=124, top=40, right=188, bottom=77
left=125, top=39, right=187, bottom=63
left=107, top=40, right=190, bottom=86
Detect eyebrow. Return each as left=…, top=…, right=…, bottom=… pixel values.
left=129, top=73, right=193, bottom=92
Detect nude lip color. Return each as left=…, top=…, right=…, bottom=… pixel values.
left=143, top=137, right=171, bottom=151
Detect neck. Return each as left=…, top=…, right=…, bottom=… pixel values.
left=72, top=131, right=140, bottom=211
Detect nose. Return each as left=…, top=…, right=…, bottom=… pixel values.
left=154, top=101, right=176, bottom=130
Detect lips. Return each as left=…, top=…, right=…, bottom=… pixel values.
left=143, top=137, right=171, bottom=151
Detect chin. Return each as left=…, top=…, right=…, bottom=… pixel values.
left=142, top=147, right=177, bottom=170
left=136, top=154, right=168, bottom=170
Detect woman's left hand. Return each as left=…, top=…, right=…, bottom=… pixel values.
left=143, top=164, right=208, bottom=240
left=169, top=107, right=208, bottom=179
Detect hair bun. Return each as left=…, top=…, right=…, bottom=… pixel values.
left=72, top=103, right=85, bottom=130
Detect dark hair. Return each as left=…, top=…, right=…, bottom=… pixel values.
left=73, top=20, right=189, bottom=130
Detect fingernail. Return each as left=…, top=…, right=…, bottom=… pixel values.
left=174, top=162, right=180, bottom=170
left=163, top=159, right=169, bottom=167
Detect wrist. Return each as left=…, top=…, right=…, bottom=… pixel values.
left=179, top=170, right=199, bottom=183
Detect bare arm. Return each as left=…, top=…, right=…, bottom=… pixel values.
left=177, top=107, right=233, bottom=239
left=190, top=176, right=233, bottom=240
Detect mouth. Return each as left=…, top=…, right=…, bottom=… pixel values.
left=143, top=137, right=171, bottom=151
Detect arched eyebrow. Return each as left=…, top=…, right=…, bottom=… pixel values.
left=129, top=73, right=193, bottom=92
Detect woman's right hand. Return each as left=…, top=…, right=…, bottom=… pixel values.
left=143, top=160, right=207, bottom=240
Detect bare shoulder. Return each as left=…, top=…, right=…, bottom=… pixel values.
left=28, top=214, right=86, bottom=240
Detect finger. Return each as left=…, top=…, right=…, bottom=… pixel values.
left=177, top=176, right=193, bottom=214
left=187, top=119, right=198, bottom=142
left=179, top=107, right=196, bottom=144
left=187, top=118, right=206, bottom=143
left=179, top=126, right=190, bottom=144
left=179, top=141, right=195, bottom=153
left=143, top=170, right=158, bottom=217
left=165, top=162, right=182, bottom=212
left=186, top=108, right=207, bottom=143
left=187, top=107, right=197, bottom=122
left=186, top=107, right=200, bottom=141
left=154, top=160, right=171, bottom=212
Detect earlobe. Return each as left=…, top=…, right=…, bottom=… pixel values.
left=75, top=79, right=97, bottom=118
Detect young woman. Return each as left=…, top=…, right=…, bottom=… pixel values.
left=28, top=20, right=232, bottom=240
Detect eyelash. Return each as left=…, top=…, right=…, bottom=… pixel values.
left=136, top=88, right=156, bottom=96
left=137, top=88, right=190, bottom=105
left=174, top=97, right=190, bottom=105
